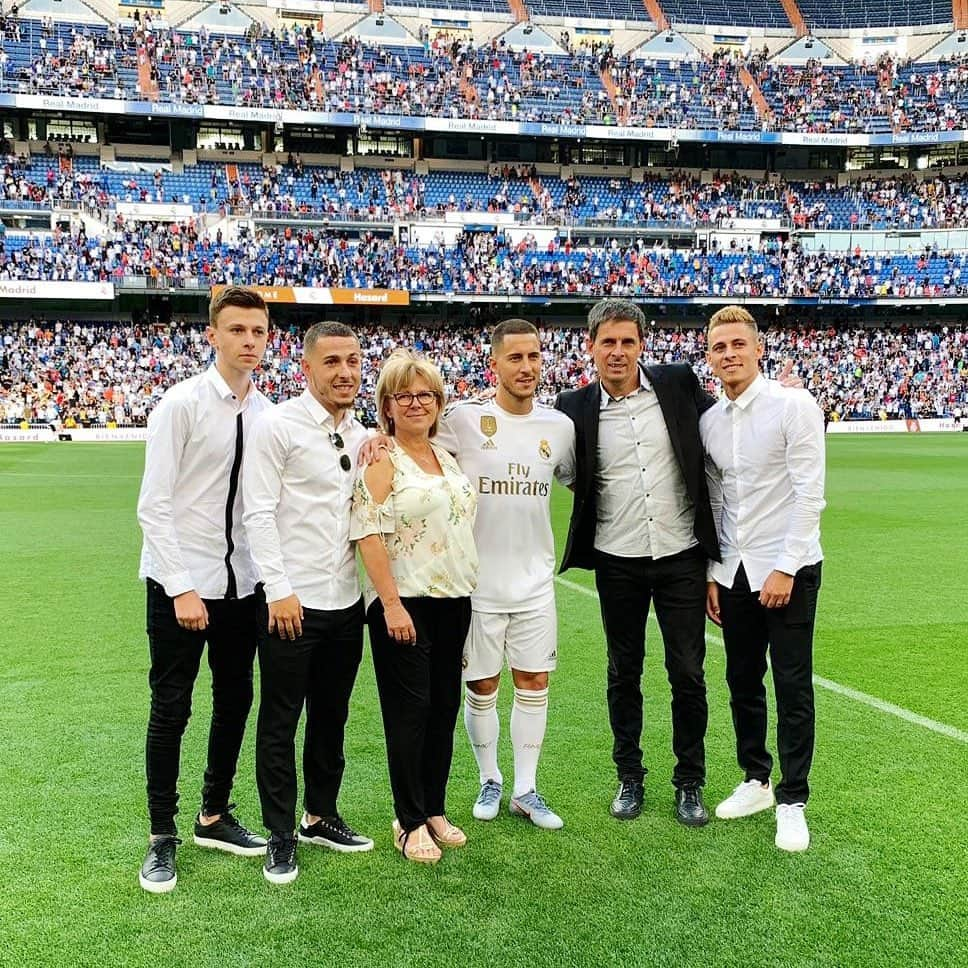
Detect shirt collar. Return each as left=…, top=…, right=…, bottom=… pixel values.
left=719, top=373, right=766, bottom=412
left=300, top=389, right=351, bottom=431
left=205, top=364, right=250, bottom=402
left=600, top=367, right=650, bottom=409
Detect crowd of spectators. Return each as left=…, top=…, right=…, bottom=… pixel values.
left=6, top=218, right=968, bottom=298
left=2, top=318, right=965, bottom=428
left=7, top=13, right=968, bottom=136
left=11, top=148, right=968, bottom=234
left=752, top=52, right=968, bottom=135
left=610, top=49, right=757, bottom=131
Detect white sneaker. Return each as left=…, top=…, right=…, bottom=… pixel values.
left=472, top=779, right=503, bottom=821
left=509, top=790, right=564, bottom=830
left=715, top=779, right=775, bottom=820
left=775, top=803, right=810, bottom=852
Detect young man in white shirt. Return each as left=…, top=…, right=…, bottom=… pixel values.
left=436, top=319, right=576, bottom=829
left=243, top=321, right=372, bottom=885
left=136, top=286, right=271, bottom=894
left=701, top=306, right=826, bottom=853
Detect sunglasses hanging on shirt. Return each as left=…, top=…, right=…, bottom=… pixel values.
left=329, top=432, right=351, bottom=472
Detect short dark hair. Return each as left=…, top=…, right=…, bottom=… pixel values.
left=304, top=321, right=359, bottom=355
left=587, top=298, right=647, bottom=342
left=491, top=317, right=539, bottom=355
left=208, top=285, right=268, bottom=328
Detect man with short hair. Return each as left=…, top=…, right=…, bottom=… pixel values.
left=555, top=297, right=719, bottom=826
left=702, top=306, right=825, bottom=852
left=136, top=285, right=271, bottom=894
left=243, top=321, right=373, bottom=885
left=436, top=318, right=575, bottom=829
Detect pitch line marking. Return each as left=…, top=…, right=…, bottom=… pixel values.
left=554, top=576, right=968, bottom=745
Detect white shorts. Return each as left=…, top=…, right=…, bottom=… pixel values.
left=461, top=607, right=558, bottom=682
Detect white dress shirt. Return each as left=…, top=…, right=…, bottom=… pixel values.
left=595, top=368, right=697, bottom=559
left=138, top=366, right=271, bottom=599
left=701, top=375, right=825, bottom=592
left=242, top=390, right=367, bottom=610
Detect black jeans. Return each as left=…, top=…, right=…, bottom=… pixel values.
left=255, top=598, right=364, bottom=836
left=594, top=547, right=708, bottom=788
left=368, top=596, right=472, bottom=833
left=718, top=562, right=822, bottom=805
left=144, top=579, right=259, bottom=836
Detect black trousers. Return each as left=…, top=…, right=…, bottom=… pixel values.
left=718, top=562, right=822, bottom=805
left=594, top=547, right=708, bottom=788
left=144, top=579, right=259, bottom=836
left=368, top=596, right=472, bottom=833
left=255, top=597, right=364, bottom=836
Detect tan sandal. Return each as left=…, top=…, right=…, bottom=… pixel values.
left=427, top=816, right=467, bottom=848
left=392, top=819, right=441, bottom=864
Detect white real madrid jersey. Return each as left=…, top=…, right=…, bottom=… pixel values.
left=437, top=398, right=576, bottom=613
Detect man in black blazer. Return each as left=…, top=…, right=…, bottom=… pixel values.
left=555, top=298, right=719, bottom=826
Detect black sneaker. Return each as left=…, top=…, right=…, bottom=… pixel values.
left=264, top=833, right=298, bottom=885
left=674, top=784, right=709, bottom=827
left=298, top=813, right=374, bottom=853
left=193, top=804, right=267, bottom=856
left=139, top=836, right=180, bottom=894
left=610, top=778, right=645, bottom=820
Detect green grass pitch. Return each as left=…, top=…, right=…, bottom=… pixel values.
left=0, top=435, right=966, bottom=968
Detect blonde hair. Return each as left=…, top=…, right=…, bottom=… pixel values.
left=375, top=349, right=446, bottom=438
left=707, top=305, right=758, bottom=342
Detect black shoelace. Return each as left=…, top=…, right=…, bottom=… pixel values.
left=271, top=837, right=296, bottom=866
left=218, top=803, right=245, bottom=832
left=148, top=836, right=180, bottom=871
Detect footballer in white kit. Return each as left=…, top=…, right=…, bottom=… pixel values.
left=435, top=319, right=575, bottom=830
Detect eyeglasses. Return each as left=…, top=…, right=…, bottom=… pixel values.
left=390, top=391, right=438, bottom=408
left=329, top=431, right=351, bottom=472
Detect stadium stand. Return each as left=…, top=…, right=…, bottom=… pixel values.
left=2, top=320, right=965, bottom=428
left=795, top=0, right=952, bottom=29
left=660, top=0, right=789, bottom=29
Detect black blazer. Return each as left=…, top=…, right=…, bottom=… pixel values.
left=554, top=362, right=721, bottom=573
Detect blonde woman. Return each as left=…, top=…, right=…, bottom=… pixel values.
left=350, top=350, right=478, bottom=864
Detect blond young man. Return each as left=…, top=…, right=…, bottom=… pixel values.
left=701, top=306, right=825, bottom=852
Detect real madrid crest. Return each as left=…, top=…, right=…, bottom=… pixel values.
left=480, top=414, right=497, bottom=449
left=538, top=439, right=552, bottom=460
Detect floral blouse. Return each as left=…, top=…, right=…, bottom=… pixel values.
left=350, top=442, right=478, bottom=605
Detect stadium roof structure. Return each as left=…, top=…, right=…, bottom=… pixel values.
left=180, top=1, right=258, bottom=33
left=20, top=0, right=106, bottom=24
left=630, top=30, right=701, bottom=60
left=497, top=24, right=567, bottom=54
left=773, top=36, right=847, bottom=65
left=920, top=30, right=968, bottom=59
left=336, top=14, right=423, bottom=47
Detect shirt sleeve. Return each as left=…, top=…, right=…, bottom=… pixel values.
left=704, top=450, right=724, bottom=581
left=136, top=392, right=194, bottom=597
left=776, top=392, right=826, bottom=576
left=699, top=410, right=724, bottom=579
left=554, top=424, right=576, bottom=488
left=434, top=407, right=461, bottom=457
left=241, top=412, right=292, bottom=603
left=349, top=470, right=396, bottom=541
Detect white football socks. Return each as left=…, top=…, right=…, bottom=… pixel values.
left=511, top=687, right=548, bottom=798
left=464, top=687, right=502, bottom=786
